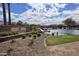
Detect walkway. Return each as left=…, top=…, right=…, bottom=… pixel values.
left=47, top=41, right=79, bottom=56
left=0, top=34, right=79, bottom=56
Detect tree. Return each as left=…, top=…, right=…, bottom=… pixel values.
left=16, top=20, right=23, bottom=25
left=2, top=3, right=7, bottom=25
left=30, top=24, right=39, bottom=31
left=24, top=22, right=28, bottom=26
left=63, top=18, right=76, bottom=26
left=7, top=3, right=11, bottom=25
left=11, top=22, right=16, bottom=25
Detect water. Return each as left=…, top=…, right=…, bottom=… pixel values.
left=44, top=29, right=79, bottom=35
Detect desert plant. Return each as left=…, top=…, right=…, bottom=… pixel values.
left=12, top=32, right=18, bottom=35
left=33, top=35, right=36, bottom=39
left=26, top=33, right=29, bottom=36
left=8, top=32, right=13, bottom=35
left=52, top=33, right=54, bottom=36
left=31, top=32, right=36, bottom=35
left=10, top=40, right=15, bottom=44
left=28, top=35, right=36, bottom=46
left=28, top=40, right=34, bottom=46
left=22, top=35, right=26, bottom=39
left=28, top=34, right=32, bottom=37
left=7, top=48, right=13, bottom=55
left=37, top=33, right=41, bottom=37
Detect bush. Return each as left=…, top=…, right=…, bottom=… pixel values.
left=33, top=35, right=36, bottom=39
left=0, top=32, right=9, bottom=36
left=10, top=40, right=15, bottom=44
left=37, top=33, right=41, bottom=37
left=22, top=35, right=26, bottom=39
left=8, top=32, right=13, bottom=35
left=26, top=33, right=29, bottom=36
left=0, top=31, right=18, bottom=37
left=31, top=32, right=36, bottom=35
left=12, top=32, right=18, bottom=35
left=28, top=40, right=34, bottom=46
left=52, top=33, right=54, bottom=36
left=28, top=34, right=32, bottom=37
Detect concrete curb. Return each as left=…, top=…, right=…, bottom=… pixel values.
left=0, top=33, right=26, bottom=42
left=44, top=37, right=47, bottom=47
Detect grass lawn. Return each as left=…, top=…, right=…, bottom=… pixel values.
left=46, top=35, right=79, bottom=46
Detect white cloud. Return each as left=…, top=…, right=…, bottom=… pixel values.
left=16, top=3, right=62, bottom=25
left=54, top=3, right=67, bottom=8
left=0, top=7, right=3, bottom=12
left=62, top=9, right=79, bottom=15
left=1, top=3, right=79, bottom=25
left=28, top=3, right=60, bottom=16
left=28, top=3, right=45, bottom=12
left=0, top=7, right=3, bottom=21
left=12, top=4, right=79, bottom=25
left=0, top=3, right=63, bottom=25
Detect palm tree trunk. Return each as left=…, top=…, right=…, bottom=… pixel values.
left=7, top=3, right=11, bottom=25
left=2, top=3, right=7, bottom=25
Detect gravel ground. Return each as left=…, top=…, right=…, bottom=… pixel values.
left=0, top=34, right=49, bottom=56
left=0, top=35, right=79, bottom=56
left=47, top=41, right=79, bottom=56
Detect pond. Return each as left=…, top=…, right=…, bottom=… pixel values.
left=44, top=29, right=79, bottom=35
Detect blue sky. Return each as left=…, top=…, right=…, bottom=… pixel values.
left=0, top=3, right=79, bottom=25
left=8, top=3, right=79, bottom=13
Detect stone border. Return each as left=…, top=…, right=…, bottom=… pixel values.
left=44, top=37, right=47, bottom=47
left=0, top=33, right=26, bottom=42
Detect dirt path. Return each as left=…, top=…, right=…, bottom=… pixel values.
left=32, top=34, right=47, bottom=49
left=47, top=41, right=79, bottom=56
left=0, top=34, right=79, bottom=56
left=0, top=34, right=49, bottom=56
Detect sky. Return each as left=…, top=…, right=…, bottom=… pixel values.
left=0, top=3, right=79, bottom=25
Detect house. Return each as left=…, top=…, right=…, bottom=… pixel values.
left=0, top=25, right=27, bottom=32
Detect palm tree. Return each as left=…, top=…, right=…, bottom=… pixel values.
left=2, top=3, right=7, bottom=25
left=7, top=3, right=11, bottom=25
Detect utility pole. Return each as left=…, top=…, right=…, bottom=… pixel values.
left=2, top=3, right=7, bottom=25
left=8, top=3, right=11, bottom=25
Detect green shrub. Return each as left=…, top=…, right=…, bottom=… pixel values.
left=52, top=33, right=54, bottom=36
left=8, top=32, right=13, bottom=35
left=33, top=35, right=36, bottom=39
left=28, top=34, right=32, bottom=37
left=22, top=35, right=26, bottom=39
left=31, top=32, right=36, bottom=35
left=0, top=32, right=9, bottom=36
left=26, top=33, right=29, bottom=36
left=12, top=32, right=18, bottom=35
left=0, top=31, right=18, bottom=37
left=37, top=33, right=41, bottom=37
